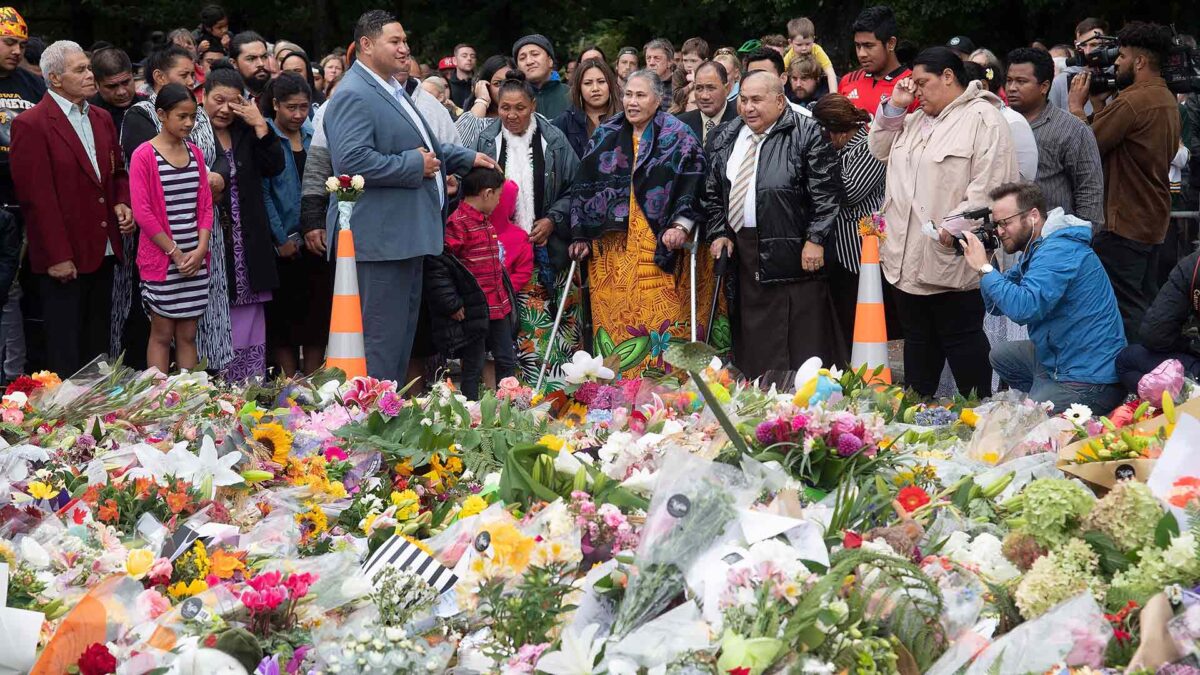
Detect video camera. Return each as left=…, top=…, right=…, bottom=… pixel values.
left=1164, top=28, right=1200, bottom=94
left=1065, top=35, right=1120, bottom=95
left=951, top=207, right=999, bottom=257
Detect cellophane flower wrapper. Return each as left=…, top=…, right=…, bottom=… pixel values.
left=606, top=600, right=713, bottom=670
left=256, top=550, right=360, bottom=611
left=963, top=392, right=1054, bottom=464
left=1168, top=591, right=1200, bottom=657
left=425, top=501, right=515, bottom=568
left=131, top=583, right=241, bottom=660
left=964, top=593, right=1113, bottom=674
left=608, top=448, right=761, bottom=638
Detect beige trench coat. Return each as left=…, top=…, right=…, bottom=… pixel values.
left=868, top=81, right=1019, bottom=295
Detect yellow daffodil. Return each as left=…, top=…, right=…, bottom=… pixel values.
left=26, top=481, right=57, bottom=500
left=125, top=547, right=155, bottom=579
left=959, top=408, right=979, bottom=427
left=167, top=579, right=209, bottom=599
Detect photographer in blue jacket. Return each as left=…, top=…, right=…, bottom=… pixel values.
left=960, top=181, right=1127, bottom=413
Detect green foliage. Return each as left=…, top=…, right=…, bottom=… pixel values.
left=478, top=562, right=577, bottom=666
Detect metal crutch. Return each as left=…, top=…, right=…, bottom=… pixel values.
left=534, top=259, right=578, bottom=393
left=705, top=248, right=730, bottom=346
left=689, top=227, right=700, bottom=342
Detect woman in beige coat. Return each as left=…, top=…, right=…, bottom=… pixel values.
left=868, top=46, right=1018, bottom=398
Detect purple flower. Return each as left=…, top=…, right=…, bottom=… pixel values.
left=575, top=381, right=602, bottom=405
left=755, top=421, right=777, bottom=445
left=836, top=433, right=864, bottom=457
left=254, top=656, right=281, bottom=675
left=377, top=391, right=402, bottom=417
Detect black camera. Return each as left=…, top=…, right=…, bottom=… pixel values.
left=1065, top=35, right=1120, bottom=95
left=952, top=207, right=1000, bottom=257
left=1164, top=29, right=1200, bottom=94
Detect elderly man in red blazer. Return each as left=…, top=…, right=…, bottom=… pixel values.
left=12, top=40, right=133, bottom=376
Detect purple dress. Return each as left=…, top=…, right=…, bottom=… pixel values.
left=220, top=147, right=272, bottom=381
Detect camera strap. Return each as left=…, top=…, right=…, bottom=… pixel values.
left=1190, top=254, right=1200, bottom=316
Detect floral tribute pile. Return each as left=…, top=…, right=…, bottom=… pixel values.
left=1, top=346, right=1199, bottom=675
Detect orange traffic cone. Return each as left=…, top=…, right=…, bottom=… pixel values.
left=850, top=234, right=891, bottom=384
left=326, top=227, right=367, bottom=379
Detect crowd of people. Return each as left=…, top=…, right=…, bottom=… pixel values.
left=0, top=3, right=1197, bottom=410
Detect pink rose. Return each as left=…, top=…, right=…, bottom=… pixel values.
left=136, top=589, right=170, bottom=619
left=149, top=557, right=173, bottom=584
left=1, top=407, right=23, bottom=424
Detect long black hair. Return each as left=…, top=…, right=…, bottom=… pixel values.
left=156, top=82, right=196, bottom=113
left=204, top=58, right=246, bottom=94
left=258, top=71, right=312, bottom=118
left=912, top=46, right=967, bottom=87
left=278, top=50, right=324, bottom=104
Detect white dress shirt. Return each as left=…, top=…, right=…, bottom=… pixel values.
left=725, top=121, right=776, bottom=229
left=358, top=63, right=445, bottom=204
left=50, top=89, right=113, bottom=256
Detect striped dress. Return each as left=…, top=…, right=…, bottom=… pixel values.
left=141, top=148, right=210, bottom=319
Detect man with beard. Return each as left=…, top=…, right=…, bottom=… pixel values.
left=961, top=182, right=1125, bottom=413
left=229, top=31, right=270, bottom=100
left=1068, top=21, right=1181, bottom=342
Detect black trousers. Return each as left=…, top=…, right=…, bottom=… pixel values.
left=460, top=315, right=517, bottom=400
left=1093, top=230, right=1160, bottom=344
left=827, top=260, right=857, bottom=356
left=37, top=259, right=113, bottom=377
left=895, top=287, right=992, bottom=398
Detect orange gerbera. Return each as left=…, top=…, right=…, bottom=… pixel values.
left=98, top=498, right=119, bottom=523
left=896, top=486, right=931, bottom=514
left=1167, top=476, right=1200, bottom=508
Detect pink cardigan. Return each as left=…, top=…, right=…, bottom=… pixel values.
left=129, top=141, right=213, bottom=282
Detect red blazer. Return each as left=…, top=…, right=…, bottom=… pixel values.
left=11, top=93, right=129, bottom=274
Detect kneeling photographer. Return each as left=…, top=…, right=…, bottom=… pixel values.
left=960, top=182, right=1127, bottom=413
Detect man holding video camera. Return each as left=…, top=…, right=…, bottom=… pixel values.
left=1069, top=21, right=1182, bottom=343
left=961, top=182, right=1127, bottom=413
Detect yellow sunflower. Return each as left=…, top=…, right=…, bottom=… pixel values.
left=253, top=422, right=294, bottom=465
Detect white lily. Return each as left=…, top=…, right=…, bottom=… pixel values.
left=126, top=442, right=201, bottom=485
left=561, top=351, right=615, bottom=384
left=536, top=623, right=604, bottom=675
left=188, top=435, right=244, bottom=498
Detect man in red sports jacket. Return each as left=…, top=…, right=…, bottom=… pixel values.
left=12, top=40, right=133, bottom=376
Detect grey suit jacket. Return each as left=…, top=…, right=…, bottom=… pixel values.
left=323, top=62, right=475, bottom=261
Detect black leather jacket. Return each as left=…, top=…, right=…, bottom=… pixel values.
left=702, top=110, right=843, bottom=283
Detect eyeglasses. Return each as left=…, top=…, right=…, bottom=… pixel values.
left=993, top=209, right=1031, bottom=229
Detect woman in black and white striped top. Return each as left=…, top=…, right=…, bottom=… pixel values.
left=812, top=94, right=886, bottom=351
left=129, top=84, right=214, bottom=374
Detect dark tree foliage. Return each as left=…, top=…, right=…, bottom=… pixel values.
left=17, top=0, right=1195, bottom=68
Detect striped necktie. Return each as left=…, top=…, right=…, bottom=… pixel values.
left=704, top=118, right=715, bottom=144
left=728, top=133, right=764, bottom=232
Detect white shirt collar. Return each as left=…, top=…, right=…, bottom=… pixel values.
left=49, top=89, right=89, bottom=116
left=739, top=120, right=776, bottom=140
left=702, top=101, right=727, bottom=125
left=356, top=61, right=404, bottom=98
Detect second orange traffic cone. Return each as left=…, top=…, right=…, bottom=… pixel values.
left=850, top=233, right=891, bottom=384
left=326, top=227, right=367, bottom=379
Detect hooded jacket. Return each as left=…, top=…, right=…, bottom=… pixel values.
left=980, top=208, right=1126, bottom=384
left=868, top=81, right=1019, bottom=295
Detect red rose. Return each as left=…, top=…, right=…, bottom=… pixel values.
left=338, top=174, right=352, bottom=188
left=843, top=530, right=863, bottom=549
left=897, top=485, right=931, bottom=514
left=5, top=375, right=39, bottom=396
left=77, top=642, right=117, bottom=675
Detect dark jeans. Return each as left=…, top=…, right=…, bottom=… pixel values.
left=1094, top=230, right=1160, bottom=344
left=1115, top=343, right=1200, bottom=392
left=992, top=340, right=1126, bottom=413
left=895, top=288, right=992, bottom=398
left=36, top=259, right=114, bottom=378
left=460, top=315, right=517, bottom=400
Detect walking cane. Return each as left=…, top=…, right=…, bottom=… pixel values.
left=705, top=248, right=730, bottom=346
left=534, top=259, right=578, bottom=393
left=689, top=227, right=700, bottom=342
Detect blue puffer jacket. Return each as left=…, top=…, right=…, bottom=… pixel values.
left=263, top=119, right=314, bottom=246
left=980, top=209, right=1126, bottom=384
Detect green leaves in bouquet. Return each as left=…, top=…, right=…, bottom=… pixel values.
left=498, top=442, right=648, bottom=512
left=336, top=390, right=546, bottom=475
left=1082, top=530, right=1132, bottom=576
left=664, top=341, right=751, bottom=457
left=1153, top=510, right=1180, bottom=549
left=479, top=561, right=578, bottom=666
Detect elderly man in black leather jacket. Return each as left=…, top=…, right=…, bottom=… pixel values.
left=704, top=71, right=846, bottom=381
left=1116, top=249, right=1200, bottom=392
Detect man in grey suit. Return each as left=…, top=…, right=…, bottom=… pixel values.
left=323, top=10, right=495, bottom=381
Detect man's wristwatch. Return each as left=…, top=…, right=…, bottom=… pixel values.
left=978, top=263, right=994, bottom=275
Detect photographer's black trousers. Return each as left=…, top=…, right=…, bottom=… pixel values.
left=1093, top=231, right=1159, bottom=344
left=894, top=288, right=992, bottom=399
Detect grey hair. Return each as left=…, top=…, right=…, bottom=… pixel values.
left=624, top=68, right=665, bottom=101
left=422, top=75, right=448, bottom=94
left=643, top=38, right=675, bottom=59
left=742, top=70, right=785, bottom=96
left=40, top=40, right=85, bottom=87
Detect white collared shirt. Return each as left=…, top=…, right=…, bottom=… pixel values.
left=356, top=62, right=444, bottom=204
left=50, top=89, right=113, bottom=256
left=701, top=102, right=727, bottom=144
left=725, top=121, right=777, bottom=229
